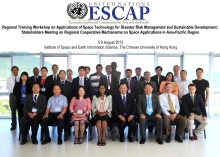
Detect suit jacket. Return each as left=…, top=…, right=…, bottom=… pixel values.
left=28, top=76, right=42, bottom=92
left=120, top=78, right=137, bottom=96
left=99, top=75, right=119, bottom=96
left=112, top=93, right=136, bottom=117
left=150, top=75, right=166, bottom=92
left=36, top=77, right=53, bottom=100
left=137, top=93, right=161, bottom=116
left=138, top=80, right=157, bottom=96
left=131, top=76, right=145, bottom=85
left=54, top=80, right=71, bottom=103
left=71, top=76, right=92, bottom=100
left=23, top=93, right=47, bottom=115
left=47, top=74, right=60, bottom=82
left=182, top=93, right=207, bottom=118
left=92, top=95, right=112, bottom=117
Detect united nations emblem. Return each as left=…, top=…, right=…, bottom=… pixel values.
left=67, top=2, right=88, bottom=19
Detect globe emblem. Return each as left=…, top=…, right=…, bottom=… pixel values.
left=67, top=2, right=88, bottom=19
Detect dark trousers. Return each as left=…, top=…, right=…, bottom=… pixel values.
left=162, top=113, right=187, bottom=136
left=116, top=116, right=135, bottom=139
left=41, top=113, right=64, bottom=139
left=17, top=104, right=24, bottom=130
left=21, top=114, right=43, bottom=140
left=139, top=114, right=163, bottom=139
left=9, top=93, right=17, bottom=127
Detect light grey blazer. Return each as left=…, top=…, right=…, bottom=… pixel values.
left=92, top=95, right=112, bottom=117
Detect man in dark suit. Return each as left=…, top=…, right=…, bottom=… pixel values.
left=138, top=71, right=157, bottom=96
left=20, top=83, right=47, bottom=145
left=182, top=83, right=208, bottom=141
left=28, top=67, right=41, bottom=90
left=131, top=67, right=144, bottom=85
left=120, top=69, right=137, bottom=97
left=99, top=65, right=119, bottom=96
left=113, top=83, right=136, bottom=142
left=137, top=83, right=163, bottom=145
left=150, top=66, right=166, bottom=94
left=71, top=66, right=92, bottom=100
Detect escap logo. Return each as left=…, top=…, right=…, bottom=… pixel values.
left=67, top=2, right=88, bottom=19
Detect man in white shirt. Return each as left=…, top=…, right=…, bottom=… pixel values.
left=159, top=82, right=187, bottom=143
left=6, top=66, right=20, bottom=130
left=173, top=65, right=181, bottom=83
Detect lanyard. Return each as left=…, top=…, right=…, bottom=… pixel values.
left=22, top=84, right=26, bottom=94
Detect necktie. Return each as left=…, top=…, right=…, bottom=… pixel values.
left=34, top=95, right=37, bottom=102
left=34, top=76, right=37, bottom=82
left=80, top=77, right=83, bottom=86
left=128, top=78, right=131, bottom=90
left=61, top=81, right=65, bottom=88
left=122, top=95, right=127, bottom=116
left=15, top=76, right=17, bottom=83
left=157, top=76, right=160, bottom=85
left=168, top=94, right=175, bottom=113
left=54, top=74, right=57, bottom=81
left=107, top=75, right=110, bottom=86
left=147, top=96, right=153, bottom=115
left=191, top=95, right=194, bottom=103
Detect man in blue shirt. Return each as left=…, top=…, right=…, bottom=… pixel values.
left=41, top=84, right=68, bottom=145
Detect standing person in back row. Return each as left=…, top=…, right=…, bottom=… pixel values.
left=28, top=67, right=41, bottom=91
left=131, top=67, right=144, bottom=86
left=6, top=66, right=20, bottom=130
left=192, top=68, right=209, bottom=106
left=47, top=64, right=60, bottom=98
left=151, top=66, right=166, bottom=95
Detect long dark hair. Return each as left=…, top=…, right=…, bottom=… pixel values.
left=75, top=86, right=87, bottom=99
left=96, top=84, right=109, bottom=98
left=19, top=71, right=29, bottom=85
left=166, top=72, right=174, bottom=82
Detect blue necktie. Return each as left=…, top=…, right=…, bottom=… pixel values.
left=61, top=81, right=65, bottom=88
left=147, top=96, right=153, bottom=115
left=122, top=95, right=127, bottom=116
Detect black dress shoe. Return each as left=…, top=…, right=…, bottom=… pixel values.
left=119, top=137, right=124, bottom=142
left=175, top=135, right=183, bottom=143
left=166, top=135, right=171, bottom=143
left=58, top=139, right=63, bottom=145
left=156, top=139, right=163, bottom=145
left=127, top=137, right=134, bottom=142
left=41, top=137, right=51, bottom=145
left=32, top=139, right=38, bottom=144
left=139, top=139, right=146, bottom=144
left=10, top=126, right=16, bottom=130
left=20, top=139, right=27, bottom=145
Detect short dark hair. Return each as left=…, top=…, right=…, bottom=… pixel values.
left=119, top=82, right=128, bottom=89
left=173, top=65, right=180, bottom=68
left=144, top=82, right=153, bottom=88
left=180, top=70, right=187, bottom=74
left=85, top=66, right=90, bottom=71
left=11, top=66, right=19, bottom=71
left=105, top=65, right=112, bottom=69
left=59, top=70, right=66, bottom=74
left=196, top=68, right=203, bottom=72
left=166, top=72, right=174, bottom=82
left=32, top=83, right=40, bottom=88
left=78, top=66, right=86, bottom=71
left=126, top=69, right=132, bottom=73
left=75, top=86, right=88, bottom=99
left=96, top=84, right=109, bottom=98
left=41, top=67, right=48, bottom=72
left=52, top=64, right=58, bottom=68
left=164, top=82, right=172, bottom=88
left=53, top=84, right=61, bottom=90
left=135, top=67, right=142, bottom=71
left=96, top=64, right=103, bottom=69
left=67, top=69, right=72, bottom=73
left=144, top=71, right=150, bottom=76
left=155, top=66, right=163, bottom=71
left=188, top=83, right=196, bottom=88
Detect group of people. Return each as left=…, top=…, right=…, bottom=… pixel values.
left=6, top=63, right=209, bottom=146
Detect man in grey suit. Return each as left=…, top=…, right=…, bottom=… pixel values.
left=138, top=71, right=157, bottom=96
left=137, top=83, right=163, bottom=145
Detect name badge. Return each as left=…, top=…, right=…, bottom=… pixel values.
left=41, top=88, right=46, bottom=92
left=77, top=109, right=83, bottom=114
left=22, top=94, right=26, bottom=97
left=32, top=108, right=38, bottom=112
left=55, top=107, right=60, bottom=112
left=108, top=86, right=110, bottom=90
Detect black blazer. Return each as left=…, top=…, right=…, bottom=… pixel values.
left=131, top=76, right=145, bottom=85
left=71, top=77, right=92, bottom=100
left=182, top=93, right=207, bottom=118
left=120, top=78, right=137, bottom=97
left=54, top=80, right=71, bottom=103
left=138, top=80, right=157, bottom=96
left=13, top=81, right=32, bottom=107
left=137, top=93, right=161, bottom=116
left=23, top=93, right=47, bottom=115
left=36, top=77, right=53, bottom=101
left=99, top=75, right=119, bottom=96
left=150, top=75, right=166, bottom=92
left=47, top=74, right=60, bottom=82
left=112, top=93, right=136, bottom=117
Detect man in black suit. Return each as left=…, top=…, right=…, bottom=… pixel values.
left=71, top=66, right=92, bottom=100
left=28, top=67, right=41, bottom=92
left=113, top=83, right=136, bottom=142
left=120, top=69, right=137, bottom=97
left=138, top=71, right=157, bottom=95
left=20, top=83, right=47, bottom=145
left=150, top=66, right=166, bottom=94
left=99, top=65, right=119, bottom=96
left=131, top=67, right=144, bottom=85
left=137, top=83, right=163, bottom=145
left=182, top=83, right=208, bottom=141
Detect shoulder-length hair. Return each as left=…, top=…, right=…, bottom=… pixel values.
left=166, top=72, right=174, bottom=82
left=96, top=84, right=109, bottom=98
left=75, top=86, right=88, bottom=99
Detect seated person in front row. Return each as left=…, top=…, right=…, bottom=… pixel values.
left=182, top=83, right=208, bottom=141
left=137, top=83, right=163, bottom=145
left=69, top=86, right=91, bottom=144
left=113, top=83, right=136, bottom=142
left=20, top=83, right=47, bottom=145
left=92, top=84, right=112, bottom=146
left=159, top=83, right=187, bottom=143
left=41, top=85, right=68, bottom=145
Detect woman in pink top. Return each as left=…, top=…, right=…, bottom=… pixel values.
left=159, top=72, right=179, bottom=96
left=69, top=86, right=91, bottom=144
left=92, top=84, right=112, bottom=146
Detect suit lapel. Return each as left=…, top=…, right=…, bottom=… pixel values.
left=143, top=94, right=147, bottom=108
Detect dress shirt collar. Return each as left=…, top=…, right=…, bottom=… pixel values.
left=121, top=93, right=127, bottom=99
left=165, top=92, right=172, bottom=97
left=60, top=79, right=65, bottom=83
left=145, top=80, right=150, bottom=83
left=127, top=77, right=131, bottom=81
left=107, top=74, right=111, bottom=77
left=33, top=93, right=39, bottom=99
left=145, top=94, right=152, bottom=98
left=79, top=76, right=84, bottom=79
left=190, top=93, right=195, bottom=97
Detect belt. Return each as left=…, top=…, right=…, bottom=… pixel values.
left=168, top=110, right=175, bottom=114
